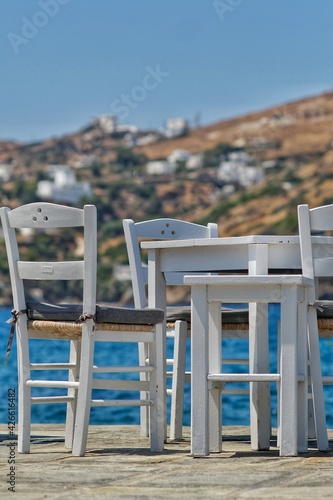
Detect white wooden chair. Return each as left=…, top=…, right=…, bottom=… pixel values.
left=298, top=203, right=333, bottom=450
left=123, top=218, right=249, bottom=440
left=1, top=202, right=165, bottom=455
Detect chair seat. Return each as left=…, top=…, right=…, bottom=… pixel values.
left=315, top=300, right=333, bottom=336
left=316, top=300, right=333, bottom=318
left=166, top=305, right=249, bottom=326
left=166, top=300, right=333, bottom=328
left=27, top=300, right=164, bottom=325
left=317, top=321, right=333, bottom=337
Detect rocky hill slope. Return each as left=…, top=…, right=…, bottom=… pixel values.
left=1, top=89, right=333, bottom=304
left=138, top=90, right=333, bottom=160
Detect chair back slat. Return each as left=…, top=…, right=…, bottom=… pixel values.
left=308, top=203, right=333, bottom=231
left=133, top=218, right=218, bottom=240
left=0, top=203, right=97, bottom=314
left=314, top=258, right=333, bottom=278
left=8, top=202, right=84, bottom=228
left=299, top=203, right=333, bottom=280
left=123, top=218, right=218, bottom=308
left=298, top=204, right=315, bottom=280
left=17, top=261, right=84, bottom=280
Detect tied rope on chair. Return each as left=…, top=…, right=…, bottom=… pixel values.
left=6, top=309, right=27, bottom=356
left=77, top=312, right=95, bottom=326
left=4, top=306, right=91, bottom=356
left=308, top=301, right=325, bottom=312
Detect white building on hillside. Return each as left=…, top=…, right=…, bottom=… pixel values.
left=0, top=163, right=14, bottom=182
left=186, top=153, right=203, bottom=170
left=167, top=149, right=190, bottom=165
left=146, top=160, right=175, bottom=175
left=218, top=151, right=263, bottom=188
left=228, top=151, right=252, bottom=163
left=164, top=118, right=188, bottom=138
left=37, top=165, right=92, bottom=204
left=92, top=115, right=117, bottom=133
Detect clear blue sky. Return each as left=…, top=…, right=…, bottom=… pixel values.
left=1, top=0, right=332, bottom=142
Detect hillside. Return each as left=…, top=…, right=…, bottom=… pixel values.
left=2, top=89, right=333, bottom=233
left=137, top=89, right=333, bottom=236
left=2, top=90, right=333, bottom=166
left=1, top=89, right=333, bottom=304
left=137, top=90, right=333, bottom=160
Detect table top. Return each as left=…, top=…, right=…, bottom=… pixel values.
left=141, top=235, right=333, bottom=273
left=141, top=234, right=333, bottom=249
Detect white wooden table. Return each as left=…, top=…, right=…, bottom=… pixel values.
left=141, top=235, right=333, bottom=450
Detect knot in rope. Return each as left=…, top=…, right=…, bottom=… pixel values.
left=77, top=312, right=95, bottom=323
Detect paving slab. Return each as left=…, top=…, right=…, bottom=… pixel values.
left=0, top=424, right=333, bottom=499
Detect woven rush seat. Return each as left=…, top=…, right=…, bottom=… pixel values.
left=165, top=302, right=333, bottom=336
left=316, top=323, right=333, bottom=338
left=166, top=305, right=249, bottom=331
left=315, top=301, right=333, bottom=337
left=27, top=300, right=164, bottom=338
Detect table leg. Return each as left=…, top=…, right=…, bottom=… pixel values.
left=209, top=301, right=222, bottom=452
left=297, top=294, right=308, bottom=452
left=148, top=249, right=167, bottom=440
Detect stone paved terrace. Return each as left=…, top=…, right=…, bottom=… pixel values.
left=0, top=424, right=333, bottom=499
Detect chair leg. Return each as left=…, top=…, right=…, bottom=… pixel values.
left=18, top=382, right=31, bottom=454
left=138, top=342, right=150, bottom=437
left=307, top=387, right=316, bottom=439
left=72, top=323, right=95, bottom=457
left=65, top=340, right=81, bottom=449
left=169, top=320, right=187, bottom=441
left=148, top=323, right=165, bottom=452
left=307, top=308, right=329, bottom=451
left=17, top=329, right=31, bottom=453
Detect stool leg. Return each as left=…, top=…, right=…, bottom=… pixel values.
left=209, top=301, right=222, bottom=452
left=307, top=306, right=329, bottom=451
left=279, top=286, right=298, bottom=457
left=191, top=285, right=209, bottom=456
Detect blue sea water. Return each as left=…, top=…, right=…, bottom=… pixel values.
left=0, top=306, right=332, bottom=428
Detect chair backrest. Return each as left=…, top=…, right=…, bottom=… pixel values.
left=0, top=202, right=97, bottom=315
left=298, top=203, right=333, bottom=302
left=123, top=218, right=218, bottom=308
